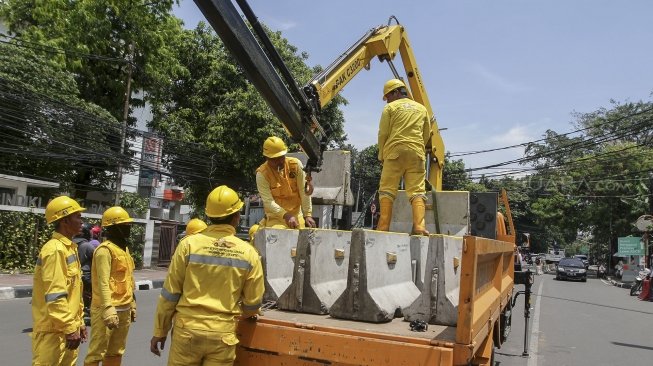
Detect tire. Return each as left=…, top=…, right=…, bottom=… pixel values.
left=555, top=275, right=559, bottom=280
left=581, top=278, right=587, bottom=282
left=630, top=282, right=641, bottom=296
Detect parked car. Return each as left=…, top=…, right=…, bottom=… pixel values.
left=574, top=254, right=589, bottom=268
left=556, top=258, right=588, bottom=282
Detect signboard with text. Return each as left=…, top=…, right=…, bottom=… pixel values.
left=617, top=237, right=644, bottom=256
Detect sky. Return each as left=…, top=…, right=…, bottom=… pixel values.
left=174, top=0, right=653, bottom=178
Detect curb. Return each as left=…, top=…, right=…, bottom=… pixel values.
left=0, top=279, right=165, bottom=300
left=608, top=278, right=632, bottom=289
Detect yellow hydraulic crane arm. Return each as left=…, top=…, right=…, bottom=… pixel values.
left=304, top=22, right=446, bottom=190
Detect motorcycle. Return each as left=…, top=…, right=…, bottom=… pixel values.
left=630, top=268, right=651, bottom=296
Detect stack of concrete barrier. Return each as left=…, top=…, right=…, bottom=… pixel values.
left=403, top=234, right=464, bottom=326
left=329, top=229, right=420, bottom=323
left=277, top=229, right=351, bottom=314
left=254, top=228, right=299, bottom=302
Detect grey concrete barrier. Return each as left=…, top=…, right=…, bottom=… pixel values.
left=403, top=235, right=464, bottom=326
left=254, top=228, right=299, bottom=302
left=278, top=229, right=351, bottom=314
left=390, top=190, right=469, bottom=236
left=329, top=229, right=420, bottom=323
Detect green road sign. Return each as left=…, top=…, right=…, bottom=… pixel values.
left=617, top=237, right=644, bottom=256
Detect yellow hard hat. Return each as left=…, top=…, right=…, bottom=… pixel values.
left=102, top=206, right=134, bottom=227
left=382, top=78, right=406, bottom=100
left=263, top=136, right=288, bottom=158
left=186, top=218, right=208, bottom=235
left=45, top=196, right=86, bottom=224
left=248, top=224, right=260, bottom=242
left=205, top=185, right=244, bottom=218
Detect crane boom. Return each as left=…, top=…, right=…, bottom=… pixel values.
left=194, top=0, right=327, bottom=172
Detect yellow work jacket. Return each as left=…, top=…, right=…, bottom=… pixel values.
left=378, top=98, right=431, bottom=162
left=32, top=232, right=83, bottom=334
left=90, top=240, right=135, bottom=309
left=256, top=156, right=311, bottom=219
left=153, top=224, right=264, bottom=337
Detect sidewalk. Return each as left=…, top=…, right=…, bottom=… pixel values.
left=0, top=267, right=169, bottom=300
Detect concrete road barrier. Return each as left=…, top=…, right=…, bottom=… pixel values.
left=278, top=229, right=351, bottom=314
left=403, top=235, right=464, bottom=326
left=254, top=228, right=299, bottom=302
left=390, top=190, right=469, bottom=236
left=330, top=229, right=420, bottom=323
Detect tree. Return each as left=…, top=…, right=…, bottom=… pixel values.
left=0, top=42, right=120, bottom=196
left=1, top=0, right=184, bottom=120
left=148, top=23, right=347, bottom=209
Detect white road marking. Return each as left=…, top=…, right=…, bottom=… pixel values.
left=527, top=279, right=544, bottom=366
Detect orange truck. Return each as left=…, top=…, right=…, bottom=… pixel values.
left=236, top=234, right=515, bottom=366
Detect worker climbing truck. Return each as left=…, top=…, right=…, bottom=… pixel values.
left=194, top=1, right=527, bottom=365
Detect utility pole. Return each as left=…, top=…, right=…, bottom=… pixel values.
left=115, top=43, right=135, bottom=205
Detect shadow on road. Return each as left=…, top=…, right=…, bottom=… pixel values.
left=538, top=294, right=653, bottom=315
left=612, top=341, right=653, bottom=351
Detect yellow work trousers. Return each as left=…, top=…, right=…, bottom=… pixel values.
left=32, top=332, right=78, bottom=366
left=379, top=148, right=426, bottom=201
left=264, top=208, right=306, bottom=229
left=84, top=309, right=131, bottom=364
left=168, top=325, right=239, bottom=366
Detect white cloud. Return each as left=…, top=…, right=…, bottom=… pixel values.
left=465, top=62, right=530, bottom=93
left=489, top=124, right=533, bottom=145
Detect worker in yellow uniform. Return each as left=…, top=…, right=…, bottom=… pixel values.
left=32, top=196, right=87, bottom=365
left=256, top=136, right=316, bottom=229
left=84, top=206, right=136, bottom=366
left=185, top=218, right=208, bottom=235
left=150, top=185, right=265, bottom=365
left=377, top=79, right=431, bottom=235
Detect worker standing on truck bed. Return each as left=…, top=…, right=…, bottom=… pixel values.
left=255, top=136, right=316, bottom=229
left=32, top=196, right=87, bottom=366
left=150, top=185, right=265, bottom=365
left=377, top=79, right=431, bottom=235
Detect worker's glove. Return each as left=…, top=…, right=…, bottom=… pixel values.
left=130, top=301, right=137, bottom=322
left=102, top=306, right=120, bottom=329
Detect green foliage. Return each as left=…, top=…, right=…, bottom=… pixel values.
left=0, top=42, right=120, bottom=195
left=148, top=23, right=347, bottom=209
left=1, top=0, right=184, bottom=120
left=0, top=210, right=52, bottom=272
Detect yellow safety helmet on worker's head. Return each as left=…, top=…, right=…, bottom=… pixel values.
left=205, top=185, right=244, bottom=218
left=382, top=78, right=406, bottom=100
left=186, top=218, right=208, bottom=235
left=45, top=196, right=86, bottom=224
left=263, top=136, right=288, bottom=158
left=102, top=206, right=134, bottom=227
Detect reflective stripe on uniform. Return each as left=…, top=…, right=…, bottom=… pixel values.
left=242, top=302, right=261, bottom=311
left=161, top=288, right=181, bottom=303
left=66, top=254, right=78, bottom=265
left=187, top=254, right=252, bottom=270
left=45, top=292, right=67, bottom=302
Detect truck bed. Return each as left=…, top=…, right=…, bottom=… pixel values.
left=259, top=308, right=457, bottom=343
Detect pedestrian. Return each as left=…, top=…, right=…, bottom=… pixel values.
left=73, top=223, right=96, bottom=324
left=84, top=206, right=136, bottom=366
left=90, top=225, right=102, bottom=248
left=377, top=78, right=431, bottom=235
left=150, top=185, right=265, bottom=365
left=255, top=136, right=316, bottom=229
left=32, top=195, right=87, bottom=366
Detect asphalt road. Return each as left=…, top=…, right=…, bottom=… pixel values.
left=495, top=273, right=653, bottom=366
left=2, top=274, right=651, bottom=365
